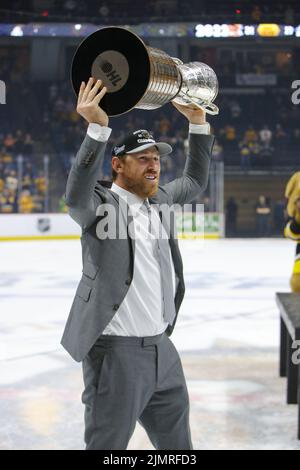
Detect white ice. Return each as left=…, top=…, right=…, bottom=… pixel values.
left=0, top=238, right=294, bottom=384
left=0, top=238, right=299, bottom=450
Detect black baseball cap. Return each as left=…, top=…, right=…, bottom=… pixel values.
left=112, top=129, right=172, bottom=157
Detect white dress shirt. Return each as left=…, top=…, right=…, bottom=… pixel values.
left=86, top=120, right=210, bottom=336
left=102, top=184, right=174, bottom=336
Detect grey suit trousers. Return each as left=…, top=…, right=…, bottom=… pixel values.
left=81, top=332, right=193, bottom=450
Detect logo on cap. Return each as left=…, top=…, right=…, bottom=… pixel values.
left=133, top=129, right=154, bottom=140
left=113, top=144, right=125, bottom=155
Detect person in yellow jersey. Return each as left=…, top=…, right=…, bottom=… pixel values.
left=19, top=189, right=34, bottom=213
left=284, top=172, right=300, bottom=293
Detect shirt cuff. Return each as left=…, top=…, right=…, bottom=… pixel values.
left=189, top=122, right=210, bottom=135
left=87, top=123, right=112, bottom=142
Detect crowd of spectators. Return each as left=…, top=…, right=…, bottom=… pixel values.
left=0, top=46, right=47, bottom=214
left=1, top=75, right=300, bottom=213
left=0, top=130, right=46, bottom=213
left=1, top=36, right=300, bottom=214
left=45, top=80, right=300, bottom=176
left=210, top=92, right=300, bottom=169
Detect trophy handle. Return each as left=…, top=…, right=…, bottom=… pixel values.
left=179, top=89, right=219, bottom=115
left=197, top=101, right=219, bottom=115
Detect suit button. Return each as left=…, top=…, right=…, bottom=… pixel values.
left=125, top=278, right=131, bottom=285
left=113, top=304, right=119, bottom=311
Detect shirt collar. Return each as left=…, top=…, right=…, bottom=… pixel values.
left=111, top=182, right=148, bottom=212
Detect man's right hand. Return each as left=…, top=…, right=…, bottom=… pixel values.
left=76, top=77, right=109, bottom=127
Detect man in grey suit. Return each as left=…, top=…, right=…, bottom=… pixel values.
left=61, top=77, right=215, bottom=450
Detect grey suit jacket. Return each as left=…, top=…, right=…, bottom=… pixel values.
left=61, top=131, right=215, bottom=362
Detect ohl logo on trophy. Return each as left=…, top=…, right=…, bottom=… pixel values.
left=100, top=60, right=122, bottom=87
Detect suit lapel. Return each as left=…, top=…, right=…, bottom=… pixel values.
left=107, top=189, right=135, bottom=259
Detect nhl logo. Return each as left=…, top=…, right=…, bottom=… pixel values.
left=37, top=218, right=51, bottom=233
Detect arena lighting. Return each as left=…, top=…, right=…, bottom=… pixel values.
left=285, top=25, right=295, bottom=36
left=10, top=25, right=24, bottom=36
left=0, top=22, right=300, bottom=38
left=194, top=23, right=298, bottom=38
left=257, top=23, right=281, bottom=36
left=244, top=26, right=255, bottom=36
left=195, top=23, right=244, bottom=37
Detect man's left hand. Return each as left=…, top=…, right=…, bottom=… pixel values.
left=171, top=101, right=206, bottom=124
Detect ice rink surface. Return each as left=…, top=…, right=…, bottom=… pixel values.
left=0, top=238, right=299, bottom=450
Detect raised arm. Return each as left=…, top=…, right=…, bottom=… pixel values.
left=162, top=102, right=215, bottom=205
left=65, top=78, right=111, bottom=230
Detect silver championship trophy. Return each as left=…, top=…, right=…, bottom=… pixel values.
left=71, top=26, right=219, bottom=116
